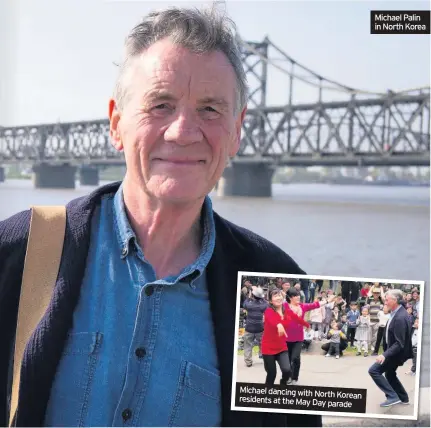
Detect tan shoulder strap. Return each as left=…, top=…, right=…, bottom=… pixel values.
left=9, top=206, right=66, bottom=427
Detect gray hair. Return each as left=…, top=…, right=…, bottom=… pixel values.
left=113, top=6, right=248, bottom=114
left=385, top=289, right=404, bottom=304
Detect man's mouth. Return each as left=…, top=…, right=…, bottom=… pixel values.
left=153, top=158, right=206, bottom=165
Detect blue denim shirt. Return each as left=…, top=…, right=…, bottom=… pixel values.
left=44, top=186, right=220, bottom=427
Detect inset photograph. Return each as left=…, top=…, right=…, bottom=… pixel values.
left=232, top=273, right=424, bottom=420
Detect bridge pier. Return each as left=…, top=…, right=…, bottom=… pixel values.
left=79, top=166, right=99, bottom=186
left=0, top=167, right=5, bottom=182
left=33, top=163, right=77, bottom=189
left=217, top=162, right=275, bottom=197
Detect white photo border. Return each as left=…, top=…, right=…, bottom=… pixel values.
left=231, top=271, right=425, bottom=421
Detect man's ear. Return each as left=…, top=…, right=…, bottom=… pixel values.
left=229, top=106, right=247, bottom=157
left=109, top=99, right=123, bottom=151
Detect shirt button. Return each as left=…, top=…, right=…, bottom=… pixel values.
left=122, top=408, right=132, bottom=421
left=135, top=347, right=146, bottom=358
left=145, top=286, right=154, bottom=296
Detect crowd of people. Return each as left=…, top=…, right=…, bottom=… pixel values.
left=239, top=277, right=421, bottom=387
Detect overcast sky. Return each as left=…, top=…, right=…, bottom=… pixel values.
left=1, top=0, right=429, bottom=126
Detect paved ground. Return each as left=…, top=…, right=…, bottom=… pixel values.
left=236, top=349, right=429, bottom=425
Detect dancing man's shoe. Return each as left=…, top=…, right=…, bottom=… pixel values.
left=380, top=398, right=401, bottom=407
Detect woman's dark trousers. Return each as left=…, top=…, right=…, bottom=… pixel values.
left=286, top=341, right=303, bottom=381
left=262, top=351, right=292, bottom=385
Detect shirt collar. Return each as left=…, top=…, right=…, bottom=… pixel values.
left=112, top=183, right=216, bottom=281
left=390, top=304, right=402, bottom=318
left=113, top=183, right=136, bottom=258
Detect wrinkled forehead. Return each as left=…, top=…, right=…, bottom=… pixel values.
left=131, top=39, right=238, bottom=105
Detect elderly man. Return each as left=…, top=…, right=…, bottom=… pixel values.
left=0, top=6, right=320, bottom=428
left=368, top=289, right=412, bottom=407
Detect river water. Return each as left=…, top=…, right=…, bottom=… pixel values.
left=0, top=179, right=429, bottom=388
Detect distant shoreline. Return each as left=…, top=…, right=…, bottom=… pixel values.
left=275, top=178, right=430, bottom=188
left=4, top=175, right=430, bottom=188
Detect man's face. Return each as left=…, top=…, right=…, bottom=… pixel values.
left=385, top=294, right=397, bottom=311
left=109, top=38, right=246, bottom=202
left=282, top=282, right=290, bottom=291
left=294, top=284, right=300, bottom=290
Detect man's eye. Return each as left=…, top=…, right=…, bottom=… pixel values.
left=154, top=104, right=169, bottom=110
left=200, top=107, right=221, bottom=120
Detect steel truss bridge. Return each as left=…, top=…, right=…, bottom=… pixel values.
left=0, top=37, right=429, bottom=167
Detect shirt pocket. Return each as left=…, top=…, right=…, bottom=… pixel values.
left=169, top=361, right=221, bottom=427
left=44, top=332, right=103, bottom=427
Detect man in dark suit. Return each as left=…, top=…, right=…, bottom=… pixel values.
left=368, top=289, right=412, bottom=407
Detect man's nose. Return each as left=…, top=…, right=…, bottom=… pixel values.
left=164, top=110, right=203, bottom=145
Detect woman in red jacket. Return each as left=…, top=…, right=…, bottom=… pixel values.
left=261, top=289, right=310, bottom=385
left=284, top=288, right=335, bottom=385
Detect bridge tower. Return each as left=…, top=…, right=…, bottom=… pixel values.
left=30, top=125, right=77, bottom=188
left=79, top=165, right=100, bottom=186
left=33, top=163, right=77, bottom=189
left=218, top=37, right=276, bottom=197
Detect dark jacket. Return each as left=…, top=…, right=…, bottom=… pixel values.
left=0, top=182, right=321, bottom=427
left=383, top=305, right=413, bottom=365
left=243, top=298, right=268, bottom=333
